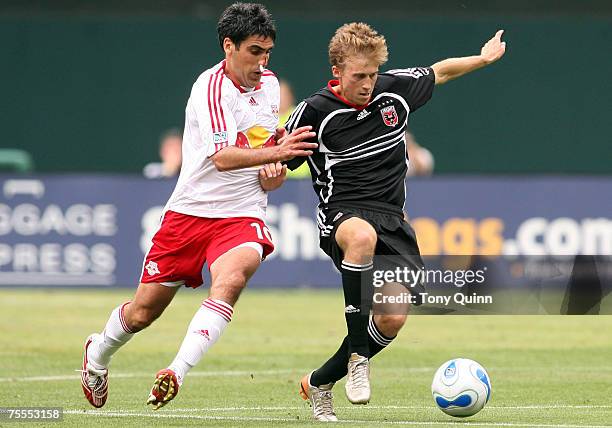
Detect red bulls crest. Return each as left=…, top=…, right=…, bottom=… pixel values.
left=236, top=126, right=275, bottom=149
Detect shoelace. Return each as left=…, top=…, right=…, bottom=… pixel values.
left=313, top=390, right=335, bottom=417
left=75, top=367, right=107, bottom=389
left=350, top=360, right=369, bottom=389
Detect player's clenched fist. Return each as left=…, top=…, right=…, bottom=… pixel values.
left=258, top=161, right=287, bottom=191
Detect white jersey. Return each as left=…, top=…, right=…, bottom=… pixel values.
left=165, top=60, right=280, bottom=221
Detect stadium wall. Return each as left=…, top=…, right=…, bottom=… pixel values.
left=2, top=16, right=611, bottom=174
left=0, top=175, right=610, bottom=288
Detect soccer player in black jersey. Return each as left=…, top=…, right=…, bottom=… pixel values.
left=284, top=22, right=505, bottom=421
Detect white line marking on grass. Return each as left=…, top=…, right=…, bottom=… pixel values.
left=6, top=365, right=612, bottom=382
left=165, top=404, right=612, bottom=412
left=64, top=411, right=302, bottom=423
left=488, top=405, right=612, bottom=410
left=0, top=369, right=298, bottom=382
left=0, top=366, right=441, bottom=383
left=364, top=405, right=612, bottom=411
left=63, top=410, right=612, bottom=427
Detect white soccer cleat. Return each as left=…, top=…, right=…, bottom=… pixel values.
left=299, top=372, right=338, bottom=421
left=80, top=334, right=109, bottom=408
left=345, top=353, right=370, bottom=404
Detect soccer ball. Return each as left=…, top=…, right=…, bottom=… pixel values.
left=431, top=358, right=492, bottom=417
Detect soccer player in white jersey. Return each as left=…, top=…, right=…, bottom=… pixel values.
left=80, top=3, right=316, bottom=409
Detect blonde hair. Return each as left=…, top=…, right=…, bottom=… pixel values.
left=328, top=22, right=388, bottom=69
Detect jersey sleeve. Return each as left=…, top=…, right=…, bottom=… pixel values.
left=283, top=100, right=318, bottom=171
left=383, top=67, right=435, bottom=112
left=190, top=74, right=238, bottom=158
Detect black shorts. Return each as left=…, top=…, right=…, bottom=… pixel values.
left=318, top=205, right=425, bottom=304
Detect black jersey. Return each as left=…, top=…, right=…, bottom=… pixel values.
left=286, top=67, right=435, bottom=216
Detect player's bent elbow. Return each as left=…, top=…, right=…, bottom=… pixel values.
left=434, top=73, right=449, bottom=85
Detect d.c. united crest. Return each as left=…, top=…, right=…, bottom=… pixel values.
left=381, top=105, right=398, bottom=127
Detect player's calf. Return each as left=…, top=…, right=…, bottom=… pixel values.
left=373, top=313, right=407, bottom=337
left=124, top=289, right=175, bottom=332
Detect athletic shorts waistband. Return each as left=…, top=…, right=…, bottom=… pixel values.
left=321, top=201, right=404, bottom=219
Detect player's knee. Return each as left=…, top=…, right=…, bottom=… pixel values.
left=347, top=229, right=377, bottom=255
left=376, top=314, right=407, bottom=337
left=215, top=271, right=248, bottom=292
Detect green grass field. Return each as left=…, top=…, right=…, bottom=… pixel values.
left=1, top=289, right=612, bottom=427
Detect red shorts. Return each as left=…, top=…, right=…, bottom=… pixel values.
left=140, top=210, right=274, bottom=288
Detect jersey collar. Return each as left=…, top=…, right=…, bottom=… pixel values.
left=327, top=80, right=370, bottom=110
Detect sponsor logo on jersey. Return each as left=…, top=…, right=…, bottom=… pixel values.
left=271, top=104, right=279, bottom=115
left=249, top=96, right=258, bottom=106
left=381, top=105, right=398, bottom=127
left=356, top=109, right=370, bottom=120
left=145, top=260, right=160, bottom=276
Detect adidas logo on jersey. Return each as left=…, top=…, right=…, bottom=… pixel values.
left=356, top=109, right=370, bottom=120
left=344, top=305, right=360, bottom=314
left=249, top=97, right=258, bottom=106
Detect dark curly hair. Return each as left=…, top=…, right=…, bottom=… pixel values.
left=217, top=3, right=276, bottom=50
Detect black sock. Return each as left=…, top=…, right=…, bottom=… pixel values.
left=340, top=260, right=373, bottom=358
left=310, top=336, right=349, bottom=387
left=310, top=317, right=396, bottom=387
left=366, top=315, right=394, bottom=355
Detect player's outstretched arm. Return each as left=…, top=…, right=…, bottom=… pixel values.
left=431, top=30, right=506, bottom=85
left=211, top=126, right=316, bottom=172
